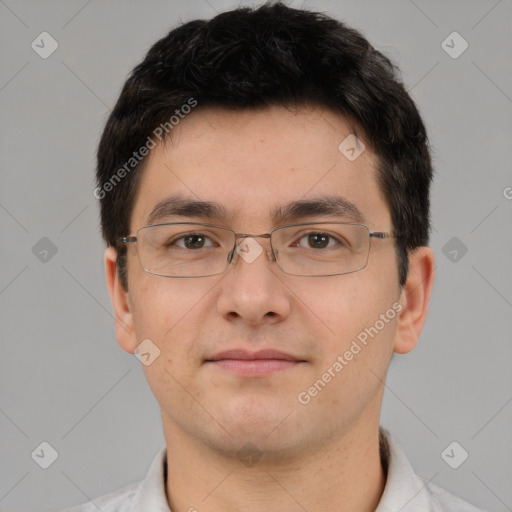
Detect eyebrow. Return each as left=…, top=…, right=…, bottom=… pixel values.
left=145, top=194, right=364, bottom=226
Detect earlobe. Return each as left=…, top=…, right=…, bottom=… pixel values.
left=393, top=246, right=435, bottom=355
left=104, top=246, right=139, bottom=354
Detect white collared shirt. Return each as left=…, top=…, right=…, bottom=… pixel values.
left=63, top=428, right=486, bottom=512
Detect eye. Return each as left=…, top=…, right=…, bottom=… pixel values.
left=171, top=233, right=216, bottom=249
left=294, top=232, right=343, bottom=249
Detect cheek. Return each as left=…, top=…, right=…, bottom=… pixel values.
left=129, top=279, right=207, bottom=401
left=129, top=274, right=220, bottom=358
left=130, top=274, right=185, bottom=329
left=299, top=272, right=398, bottom=358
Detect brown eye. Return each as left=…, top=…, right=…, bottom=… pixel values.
left=307, top=233, right=330, bottom=249
left=293, top=232, right=341, bottom=249
left=168, top=233, right=216, bottom=249
left=184, top=235, right=206, bottom=249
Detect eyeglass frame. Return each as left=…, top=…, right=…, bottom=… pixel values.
left=118, top=221, right=396, bottom=278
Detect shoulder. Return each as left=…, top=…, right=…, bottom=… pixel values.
left=59, top=480, right=142, bottom=512
left=426, top=480, right=489, bottom=512
left=378, top=427, right=488, bottom=512
left=56, top=445, right=168, bottom=512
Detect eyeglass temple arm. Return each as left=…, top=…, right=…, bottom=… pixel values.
left=120, top=236, right=137, bottom=244
left=370, top=232, right=395, bottom=239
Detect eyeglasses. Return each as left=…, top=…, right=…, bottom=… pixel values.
left=119, top=222, right=395, bottom=278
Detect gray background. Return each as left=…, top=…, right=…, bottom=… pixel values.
left=1, top=0, right=511, bottom=510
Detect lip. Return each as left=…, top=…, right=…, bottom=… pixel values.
left=207, top=349, right=303, bottom=362
left=205, top=349, right=306, bottom=376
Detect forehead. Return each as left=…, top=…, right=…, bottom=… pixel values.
left=130, top=105, right=390, bottom=231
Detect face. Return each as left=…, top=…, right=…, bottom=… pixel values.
left=107, top=105, right=427, bottom=461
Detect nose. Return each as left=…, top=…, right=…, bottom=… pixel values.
left=217, top=237, right=291, bottom=327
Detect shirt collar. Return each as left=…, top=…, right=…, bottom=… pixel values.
left=132, top=444, right=170, bottom=512
left=375, top=427, right=438, bottom=511
left=132, top=427, right=437, bottom=512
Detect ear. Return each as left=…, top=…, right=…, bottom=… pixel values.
left=104, top=246, right=138, bottom=354
left=393, top=246, right=435, bottom=354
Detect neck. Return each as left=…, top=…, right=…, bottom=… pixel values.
left=163, top=419, right=386, bottom=512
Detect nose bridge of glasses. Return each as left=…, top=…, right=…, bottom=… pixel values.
left=229, top=232, right=275, bottom=263
left=236, top=233, right=272, bottom=239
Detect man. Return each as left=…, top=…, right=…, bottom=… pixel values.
left=71, top=2, right=485, bottom=511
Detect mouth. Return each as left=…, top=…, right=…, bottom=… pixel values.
left=205, top=349, right=306, bottom=376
